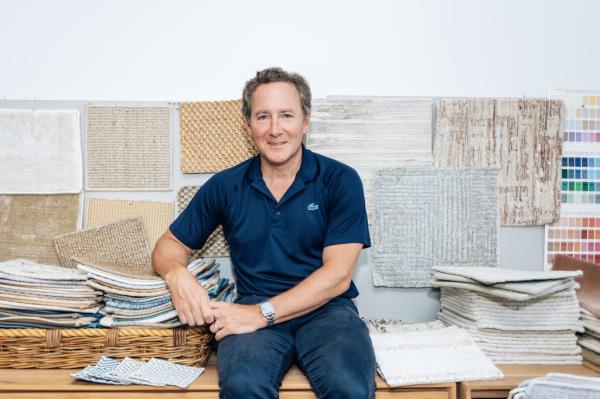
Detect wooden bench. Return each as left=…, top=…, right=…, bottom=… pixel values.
left=0, top=356, right=456, bottom=398
left=458, top=364, right=600, bottom=399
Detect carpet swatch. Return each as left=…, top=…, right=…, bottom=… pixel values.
left=433, top=98, right=564, bottom=226
left=0, top=108, right=82, bottom=193
left=552, top=255, right=600, bottom=318
left=85, top=198, right=173, bottom=251
left=179, top=100, right=257, bottom=173
left=177, top=186, right=229, bottom=257
left=53, top=217, right=151, bottom=268
left=85, top=106, right=172, bottom=190
left=372, top=168, right=499, bottom=287
left=306, top=97, right=432, bottom=224
left=0, top=194, right=80, bottom=264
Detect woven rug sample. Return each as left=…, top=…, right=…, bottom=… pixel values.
left=508, top=373, right=600, bottom=399
left=432, top=279, right=578, bottom=301
left=177, top=186, right=229, bottom=257
left=433, top=265, right=582, bottom=285
left=433, top=98, right=564, bottom=226
left=372, top=168, right=499, bottom=287
left=53, top=217, right=151, bottom=268
left=0, top=109, right=82, bottom=194
left=306, top=97, right=432, bottom=224
left=85, top=106, right=172, bottom=190
left=0, top=194, right=80, bottom=264
left=364, top=319, right=445, bottom=334
left=179, top=100, right=257, bottom=173
left=370, top=325, right=502, bottom=386
left=85, top=198, right=173, bottom=251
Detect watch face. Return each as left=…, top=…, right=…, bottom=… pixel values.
left=260, top=301, right=275, bottom=315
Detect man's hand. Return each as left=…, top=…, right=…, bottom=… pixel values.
left=164, top=267, right=214, bottom=326
left=209, top=302, right=266, bottom=341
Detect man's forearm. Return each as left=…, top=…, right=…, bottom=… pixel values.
left=152, top=231, right=191, bottom=279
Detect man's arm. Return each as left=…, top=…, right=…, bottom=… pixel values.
left=153, top=230, right=215, bottom=326
left=209, top=242, right=362, bottom=340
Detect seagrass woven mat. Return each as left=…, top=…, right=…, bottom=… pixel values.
left=53, top=217, right=151, bottom=268
left=306, top=97, right=432, bottom=225
left=433, top=98, right=563, bottom=226
left=85, top=106, right=172, bottom=190
left=372, top=168, right=499, bottom=287
left=0, top=194, right=80, bottom=264
left=177, top=186, right=229, bottom=257
left=179, top=100, right=257, bottom=173
left=85, top=198, right=173, bottom=251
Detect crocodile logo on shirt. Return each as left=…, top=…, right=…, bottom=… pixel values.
left=307, top=203, right=319, bottom=211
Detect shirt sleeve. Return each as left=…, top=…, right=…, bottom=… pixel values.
left=323, top=167, right=371, bottom=249
left=169, top=175, right=225, bottom=250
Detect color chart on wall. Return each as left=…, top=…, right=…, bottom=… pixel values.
left=561, top=152, right=600, bottom=212
left=544, top=214, right=600, bottom=269
left=549, top=89, right=600, bottom=152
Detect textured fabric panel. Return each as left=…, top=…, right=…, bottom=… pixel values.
left=0, top=109, right=82, bottom=194
left=53, top=217, right=151, bottom=268
left=372, top=168, right=499, bottom=287
left=85, top=198, right=173, bottom=251
left=433, top=98, right=564, bottom=226
left=177, top=185, right=229, bottom=257
left=0, top=194, right=80, bottom=264
left=179, top=100, right=257, bottom=173
left=306, top=97, right=433, bottom=225
left=370, top=325, right=502, bottom=386
left=85, top=106, right=172, bottom=190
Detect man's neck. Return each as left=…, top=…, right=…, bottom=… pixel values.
left=260, top=149, right=303, bottom=183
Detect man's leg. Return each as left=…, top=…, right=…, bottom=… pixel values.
left=295, top=298, right=376, bottom=399
left=217, top=295, right=296, bottom=399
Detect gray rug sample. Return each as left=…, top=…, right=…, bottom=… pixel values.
left=372, top=168, right=499, bottom=287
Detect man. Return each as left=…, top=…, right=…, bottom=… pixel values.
left=153, top=67, right=376, bottom=398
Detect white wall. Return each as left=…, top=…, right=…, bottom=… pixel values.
left=1, top=0, right=598, bottom=320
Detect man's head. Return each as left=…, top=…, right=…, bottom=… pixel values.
left=242, top=67, right=311, bottom=121
left=242, top=67, right=312, bottom=167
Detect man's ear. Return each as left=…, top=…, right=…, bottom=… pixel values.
left=303, top=114, right=311, bottom=134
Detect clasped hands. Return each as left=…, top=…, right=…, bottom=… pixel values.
left=165, top=268, right=266, bottom=340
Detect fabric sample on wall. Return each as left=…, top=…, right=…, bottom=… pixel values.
left=85, top=106, right=172, bottom=190
left=0, top=109, right=82, bottom=194
left=177, top=186, right=229, bottom=257
left=53, top=217, right=151, bottom=268
left=372, top=168, right=499, bottom=287
left=0, top=194, right=80, bottom=264
left=179, top=100, right=257, bottom=173
left=433, top=98, right=564, bottom=226
left=306, top=97, right=432, bottom=224
left=85, top=198, right=173, bottom=251
left=370, top=325, right=502, bottom=386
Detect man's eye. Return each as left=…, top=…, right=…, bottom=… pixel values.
left=282, top=113, right=293, bottom=118
left=257, top=115, right=268, bottom=120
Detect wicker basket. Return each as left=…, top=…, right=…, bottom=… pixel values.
left=0, top=327, right=212, bottom=369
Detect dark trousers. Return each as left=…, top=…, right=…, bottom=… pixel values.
left=216, top=295, right=376, bottom=399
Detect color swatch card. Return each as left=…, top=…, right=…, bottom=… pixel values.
left=561, top=153, right=600, bottom=213
left=544, top=214, right=600, bottom=269
left=549, top=90, right=600, bottom=153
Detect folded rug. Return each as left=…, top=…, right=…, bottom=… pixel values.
left=433, top=265, right=582, bottom=285
left=508, top=373, right=600, bottom=399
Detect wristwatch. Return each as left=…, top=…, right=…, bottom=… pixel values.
left=259, top=301, right=276, bottom=327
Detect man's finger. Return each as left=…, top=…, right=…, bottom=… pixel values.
left=191, top=304, right=205, bottom=326
left=199, top=295, right=214, bottom=324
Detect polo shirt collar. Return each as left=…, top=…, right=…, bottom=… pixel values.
left=246, top=144, right=318, bottom=184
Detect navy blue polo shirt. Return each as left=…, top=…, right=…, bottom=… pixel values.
left=169, top=145, right=370, bottom=298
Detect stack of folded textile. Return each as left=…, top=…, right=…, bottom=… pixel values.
left=0, top=259, right=102, bottom=328
left=553, top=255, right=600, bottom=372
left=365, top=319, right=502, bottom=386
left=508, top=373, right=600, bottom=399
left=434, top=266, right=584, bottom=364
left=75, top=257, right=235, bottom=328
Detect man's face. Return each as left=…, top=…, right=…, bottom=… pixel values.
left=246, top=81, right=309, bottom=167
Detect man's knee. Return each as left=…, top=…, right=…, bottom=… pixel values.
left=315, top=369, right=375, bottom=399
left=219, top=367, right=278, bottom=399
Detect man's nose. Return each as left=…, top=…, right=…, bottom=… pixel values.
left=270, top=116, right=282, bottom=135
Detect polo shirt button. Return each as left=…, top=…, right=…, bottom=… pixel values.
left=275, top=211, right=281, bottom=216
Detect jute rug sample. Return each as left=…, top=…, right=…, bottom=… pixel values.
left=179, top=100, right=257, bottom=173
left=0, top=194, right=80, bottom=264
left=0, top=108, right=82, bottom=194
left=85, top=106, right=172, bottom=190
left=433, top=98, right=564, bottom=226
left=53, top=217, right=151, bottom=268
left=372, top=168, right=499, bottom=287
left=177, top=186, right=229, bottom=257
left=85, top=198, right=173, bottom=251
left=306, top=97, right=433, bottom=224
